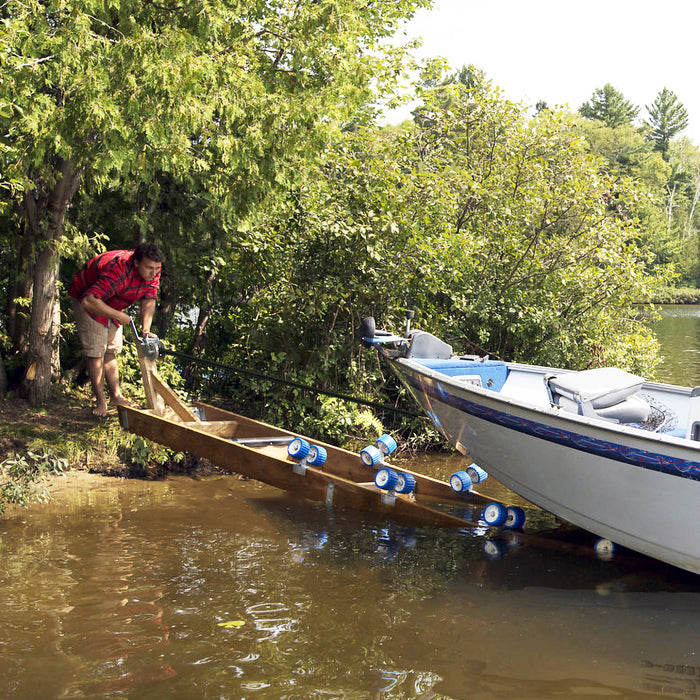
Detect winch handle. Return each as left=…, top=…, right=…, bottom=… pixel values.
left=129, top=317, right=143, bottom=343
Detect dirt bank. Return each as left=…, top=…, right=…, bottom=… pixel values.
left=0, top=390, right=215, bottom=479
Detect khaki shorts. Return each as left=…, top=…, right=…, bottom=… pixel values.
left=72, top=299, right=123, bottom=358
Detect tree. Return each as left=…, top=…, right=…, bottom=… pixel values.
left=446, top=64, right=491, bottom=91
left=0, top=0, right=430, bottom=403
left=198, top=78, right=667, bottom=428
left=579, top=84, right=639, bottom=128
left=646, top=87, right=689, bottom=159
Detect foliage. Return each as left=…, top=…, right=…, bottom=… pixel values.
left=652, top=287, right=700, bottom=304
left=0, top=0, right=430, bottom=402
left=182, top=76, right=668, bottom=435
left=297, top=397, right=385, bottom=450
left=0, top=448, right=67, bottom=516
left=3, top=9, right=698, bottom=440
left=116, top=339, right=188, bottom=405
left=576, top=84, right=700, bottom=286
left=646, top=88, right=689, bottom=159
left=579, top=84, right=640, bottom=128
left=576, top=120, right=679, bottom=268
left=117, top=434, right=185, bottom=478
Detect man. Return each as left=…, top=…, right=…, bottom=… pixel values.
left=69, top=242, right=164, bottom=416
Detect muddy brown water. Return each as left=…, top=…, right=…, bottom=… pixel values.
left=2, top=456, right=700, bottom=700
left=4, top=306, right=700, bottom=699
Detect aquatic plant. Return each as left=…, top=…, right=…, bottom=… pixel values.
left=0, top=448, right=67, bottom=515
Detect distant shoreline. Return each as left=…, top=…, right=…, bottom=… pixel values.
left=652, top=288, right=700, bottom=304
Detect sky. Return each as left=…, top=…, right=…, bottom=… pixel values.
left=390, top=0, right=700, bottom=144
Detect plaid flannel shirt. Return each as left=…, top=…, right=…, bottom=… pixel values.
left=68, top=250, right=161, bottom=327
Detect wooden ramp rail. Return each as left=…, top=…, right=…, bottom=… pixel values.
left=118, top=403, right=476, bottom=529
left=135, top=337, right=199, bottom=421
left=122, top=338, right=487, bottom=529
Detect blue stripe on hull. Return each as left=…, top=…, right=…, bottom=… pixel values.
left=402, top=370, right=700, bottom=481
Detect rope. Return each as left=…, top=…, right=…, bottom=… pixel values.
left=161, top=348, right=423, bottom=419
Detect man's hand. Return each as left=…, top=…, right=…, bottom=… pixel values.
left=143, top=330, right=158, bottom=339
left=115, top=310, right=132, bottom=327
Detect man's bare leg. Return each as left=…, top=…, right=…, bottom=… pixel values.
left=103, top=352, right=133, bottom=408
left=86, top=356, right=109, bottom=417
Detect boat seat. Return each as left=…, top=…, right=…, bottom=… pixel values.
left=405, top=330, right=453, bottom=359
left=546, top=367, right=650, bottom=424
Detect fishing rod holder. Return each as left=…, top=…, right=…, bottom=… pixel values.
left=129, top=318, right=166, bottom=361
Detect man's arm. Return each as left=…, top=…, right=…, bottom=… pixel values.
left=140, top=297, right=156, bottom=337
left=81, top=295, right=131, bottom=327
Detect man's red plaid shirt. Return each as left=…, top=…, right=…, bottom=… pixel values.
left=68, top=249, right=161, bottom=327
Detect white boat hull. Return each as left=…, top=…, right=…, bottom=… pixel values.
left=389, top=355, right=700, bottom=574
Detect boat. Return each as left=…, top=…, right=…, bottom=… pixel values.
left=361, top=315, right=700, bottom=575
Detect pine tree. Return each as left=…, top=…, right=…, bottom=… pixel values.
left=646, top=87, right=689, bottom=159
left=579, top=84, right=639, bottom=128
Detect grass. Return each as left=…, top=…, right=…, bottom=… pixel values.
left=0, top=381, right=212, bottom=480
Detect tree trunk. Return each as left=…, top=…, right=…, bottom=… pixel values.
left=186, top=267, right=217, bottom=356
left=155, top=270, right=175, bottom=339
left=23, top=158, right=82, bottom=405
left=0, top=352, right=7, bottom=399
left=183, top=303, right=212, bottom=389
left=666, top=182, right=676, bottom=234
left=189, top=304, right=212, bottom=356
left=9, top=214, right=36, bottom=355
left=687, top=178, right=700, bottom=238
left=51, top=296, right=62, bottom=380
left=23, top=240, right=59, bottom=404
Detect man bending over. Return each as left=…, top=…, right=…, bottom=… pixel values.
left=69, top=242, right=164, bottom=416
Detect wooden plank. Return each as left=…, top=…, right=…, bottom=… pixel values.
left=149, top=371, right=200, bottom=422
left=184, top=420, right=239, bottom=439
left=136, top=349, right=165, bottom=414
left=133, top=336, right=196, bottom=420
left=192, top=401, right=484, bottom=505
left=118, top=406, right=471, bottom=529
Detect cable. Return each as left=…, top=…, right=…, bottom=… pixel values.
left=161, top=348, right=423, bottom=419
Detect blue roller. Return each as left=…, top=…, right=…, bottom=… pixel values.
left=395, top=472, right=416, bottom=494
left=449, top=471, right=472, bottom=493
left=307, top=445, right=327, bottom=467
left=482, top=502, right=508, bottom=527
left=360, top=445, right=382, bottom=467
left=376, top=434, right=398, bottom=456
left=288, top=438, right=310, bottom=461
left=374, top=467, right=399, bottom=491
left=504, top=506, right=526, bottom=530
left=466, top=464, right=488, bottom=485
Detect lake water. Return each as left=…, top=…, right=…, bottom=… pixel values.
left=3, top=308, right=700, bottom=699
left=651, top=305, right=700, bottom=386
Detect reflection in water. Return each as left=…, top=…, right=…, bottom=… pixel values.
left=2, top=472, right=700, bottom=699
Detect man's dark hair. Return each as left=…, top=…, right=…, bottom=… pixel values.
left=133, top=242, right=165, bottom=263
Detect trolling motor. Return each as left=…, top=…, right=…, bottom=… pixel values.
left=360, top=309, right=452, bottom=359
left=359, top=310, right=412, bottom=348
left=129, top=318, right=166, bottom=361
left=404, top=309, right=414, bottom=336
